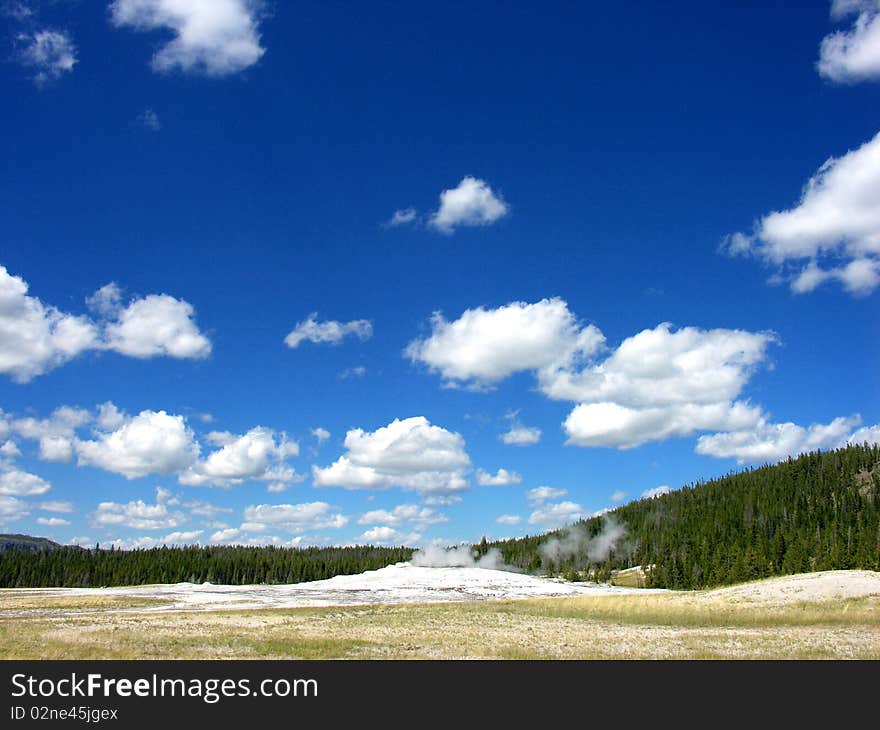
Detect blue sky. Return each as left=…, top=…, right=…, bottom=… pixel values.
left=1, top=1, right=878, bottom=549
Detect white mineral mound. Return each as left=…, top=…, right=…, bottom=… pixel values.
left=22, top=562, right=655, bottom=613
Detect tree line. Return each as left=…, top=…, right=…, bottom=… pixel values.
left=0, top=544, right=413, bottom=588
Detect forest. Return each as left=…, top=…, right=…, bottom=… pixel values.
left=0, top=544, right=413, bottom=588
left=1, top=444, right=878, bottom=590
left=482, top=443, right=880, bottom=589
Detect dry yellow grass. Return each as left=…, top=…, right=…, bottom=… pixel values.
left=1, top=586, right=878, bottom=660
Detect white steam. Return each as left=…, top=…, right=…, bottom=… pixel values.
left=539, top=515, right=627, bottom=565
left=411, top=544, right=512, bottom=571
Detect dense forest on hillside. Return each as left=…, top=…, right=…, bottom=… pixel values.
left=0, top=544, right=413, bottom=588
left=481, top=444, right=880, bottom=589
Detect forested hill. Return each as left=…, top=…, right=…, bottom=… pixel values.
left=481, top=444, right=880, bottom=589
left=0, top=544, right=413, bottom=588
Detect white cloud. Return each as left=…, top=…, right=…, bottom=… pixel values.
left=312, top=416, right=470, bottom=497
left=541, top=323, right=774, bottom=407
left=500, top=424, right=542, bottom=446
left=138, top=108, right=161, bottom=131
left=550, top=323, right=774, bottom=449
left=284, top=314, right=372, bottom=348
left=240, top=502, right=348, bottom=533
left=76, top=410, right=199, bottom=479
left=39, top=500, right=74, bottom=513
left=106, top=530, right=204, bottom=549
left=12, top=405, right=90, bottom=462
left=529, top=500, right=585, bottom=528
left=818, top=0, right=880, bottom=82
left=848, top=423, right=880, bottom=444
left=338, top=365, right=367, bottom=379
left=475, top=468, right=522, bottom=486
left=496, top=514, right=522, bottom=526
left=564, top=400, right=764, bottom=449
left=0, top=265, right=99, bottom=382
left=0, top=267, right=211, bottom=382
left=357, top=503, right=446, bottom=528
left=311, top=427, right=330, bottom=444
left=0, top=468, right=51, bottom=496
left=695, top=415, right=860, bottom=464
left=723, top=131, right=880, bottom=295
left=640, top=485, right=671, bottom=499
left=386, top=208, right=417, bottom=227
left=527, top=486, right=567, bottom=503
left=179, top=426, right=300, bottom=487
left=0, top=440, right=20, bottom=458
left=92, top=489, right=184, bottom=530
left=358, top=525, right=419, bottom=545
left=209, top=527, right=240, bottom=543
left=16, top=29, right=76, bottom=84
left=36, top=516, right=69, bottom=527
left=610, top=490, right=627, bottom=503
left=109, top=0, right=265, bottom=76
left=429, top=177, right=508, bottom=233
left=406, top=298, right=603, bottom=389
left=103, top=293, right=212, bottom=359
left=0, top=496, right=28, bottom=524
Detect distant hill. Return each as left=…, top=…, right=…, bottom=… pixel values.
left=481, top=443, right=880, bottom=589
left=0, top=534, right=63, bottom=553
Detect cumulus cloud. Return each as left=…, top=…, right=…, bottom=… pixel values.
left=527, top=486, right=567, bottom=503
left=39, top=500, right=74, bottom=513
left=429, top=177, right=509, bottom=234
left=358, top=525, right=420, bottom=545
left=848, top=424, right=880, bottom=444
left=105, top=530, right=204, bottom=550
left=695, top=415, right=862, bottom=463
left=0, top=267, right=211, bottom=381
left=722, top=132, right=880, bottom=295
left=541, top=323, right=774, bottom=408
left=0, top=468, right=51, bottom=496
left=102, top=293, right=212, bottom=359
left=357, top=503, right=446, bottom=528
left=240, top=502, right=348, bottom=533
left=36, top=516, right=69, bottom=527
left=16, top=29, right=76, bottom=84
left=311, top=427, right=330, bottom=444
left=11, top=405, right=90, bottom=462
left=109, top=0, right=266, bottom=76
left=610, top=490, right=627, bottom=503
left=496, top=514, right=522, bottom=526
left=564, top=400, right=764, bottom=449
left=640, top=485, right=671, bottom=499
left=475, top=468, right=522, bottom=486
left=92, top=488, right=185, bottom=530
left=76, top=410, right=199, bottom=479
left=500, top=423, right=542, bottom=446
left=284, top=314, right=373, bottom=348
left=406, top=298, right=603, bottom=389
left=0, top=265, right=100, bottom=382
left=0, top=496, right=28, bottom=524
left=386, top=208, right=417, bottom=227
left=313, top=416, right=471, bottom=497
left=179, top=426, right=300, bottom=487
left=818, top=0, right=880, bottom=82
left=529, top=500, right=586, bottom=529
